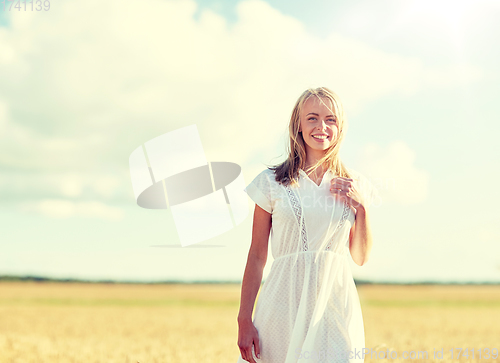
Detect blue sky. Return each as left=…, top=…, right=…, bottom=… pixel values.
left=0, top=0, right=499, bottom=283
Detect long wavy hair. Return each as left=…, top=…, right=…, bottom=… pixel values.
left=267, top=87, right=353, bottom=187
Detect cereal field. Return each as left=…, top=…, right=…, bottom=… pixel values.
left=0, top=282, right=499, bottom=363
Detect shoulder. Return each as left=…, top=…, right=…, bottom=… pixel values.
left=345, top=167, right=377, bottom=194
left=248, top=168, right=276, bottom=188
left=264, top=167, right=277, bottom=177
left=252, top=167, right=274, bottom=179
left=259, top=168, right=277, bottom=182
left=346, top=167, right=380, bottom=206
left=345, top=167, right=362, bottom=178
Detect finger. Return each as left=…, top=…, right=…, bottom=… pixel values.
left=245, top=350, right=256, bottom=363
left=330, top=181, right=343, bottom=189
left=245, top=347, right=257, bottom=363
left=334, top=190, right=348, bottom=199
left=332, top=177, right=353, bottom=182
left=241, top=347, right=251, bottom=363
left=330, top=183, right=347, bottom=192
left=331, top=179, right=352, bottom=187
left=254, top=337, right=261, bottom=359
left=330, top=185, right=341, bottom=193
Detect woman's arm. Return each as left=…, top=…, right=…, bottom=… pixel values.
left=237, top=204, right=271, bottom=363
left=348, top=206, right=373, bottom=266
left=238, top=204, right=271, bottom=320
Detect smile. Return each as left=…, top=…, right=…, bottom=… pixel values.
left=312, top=135, right=329, bottom=141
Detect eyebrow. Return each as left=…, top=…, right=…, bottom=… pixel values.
left=306, top=113, right=335, bottom=118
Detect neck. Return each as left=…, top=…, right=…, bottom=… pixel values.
left=304, top=159, right=326, bottom=173
left=303, top=145, right=327, bottom=172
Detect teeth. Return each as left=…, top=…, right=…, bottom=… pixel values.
left=313, top=135, right=328, bottom=139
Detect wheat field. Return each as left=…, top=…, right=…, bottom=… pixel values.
left=0, top=282, right=499, bottom=363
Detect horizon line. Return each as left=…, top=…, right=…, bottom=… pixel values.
left=0, top=274, right=499, bottom=285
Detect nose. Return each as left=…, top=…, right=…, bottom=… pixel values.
left=317, top=120, right=328, bottom=130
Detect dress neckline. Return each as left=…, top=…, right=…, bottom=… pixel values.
left=299, top=168, right=332, bottom=188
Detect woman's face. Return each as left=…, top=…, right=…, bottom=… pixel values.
left=299, top=96, right=338, bottom=153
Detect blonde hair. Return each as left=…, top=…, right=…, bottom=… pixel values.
left=267, top=87, right=353, bottom=186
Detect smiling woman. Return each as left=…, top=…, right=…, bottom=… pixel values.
left=237, top=87, right=377, bottom=363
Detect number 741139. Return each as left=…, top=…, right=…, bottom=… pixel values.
left=1, top=0, right=50, bottom=12
left=450, top=348, right=499, bottom=359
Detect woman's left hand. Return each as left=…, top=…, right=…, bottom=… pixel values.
left=330, top=177, right=365, bottom=213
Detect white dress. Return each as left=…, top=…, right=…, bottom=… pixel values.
left=237, top=167, right=377, bottom=363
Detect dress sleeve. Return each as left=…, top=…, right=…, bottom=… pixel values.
left=244, top=169, right=273, bottom=214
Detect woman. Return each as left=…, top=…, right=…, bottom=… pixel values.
left=236, top=87, right=377, bottom=363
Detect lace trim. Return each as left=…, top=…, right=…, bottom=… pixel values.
left=325, top=201, right=351, bottom=251
left=284, top=185, right=308, bottom=252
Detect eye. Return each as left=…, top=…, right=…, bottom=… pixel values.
left=307, top=117, right=336, bottom=123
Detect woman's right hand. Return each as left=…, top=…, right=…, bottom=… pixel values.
left=237, top=319, right=261, bottom=363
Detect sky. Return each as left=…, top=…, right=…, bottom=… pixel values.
left=0, top=0, right=499, bottom=283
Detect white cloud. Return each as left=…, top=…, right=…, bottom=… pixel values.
left=0, top=0, right=481, bottom=202
left=0, top=170, right=126, bottom=200
left=358, top=141, right=429, bottom=204
left=18, top=199, right=124, bottom=220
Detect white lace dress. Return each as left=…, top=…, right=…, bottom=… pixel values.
left=237, top=167, right=377, bottom=363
